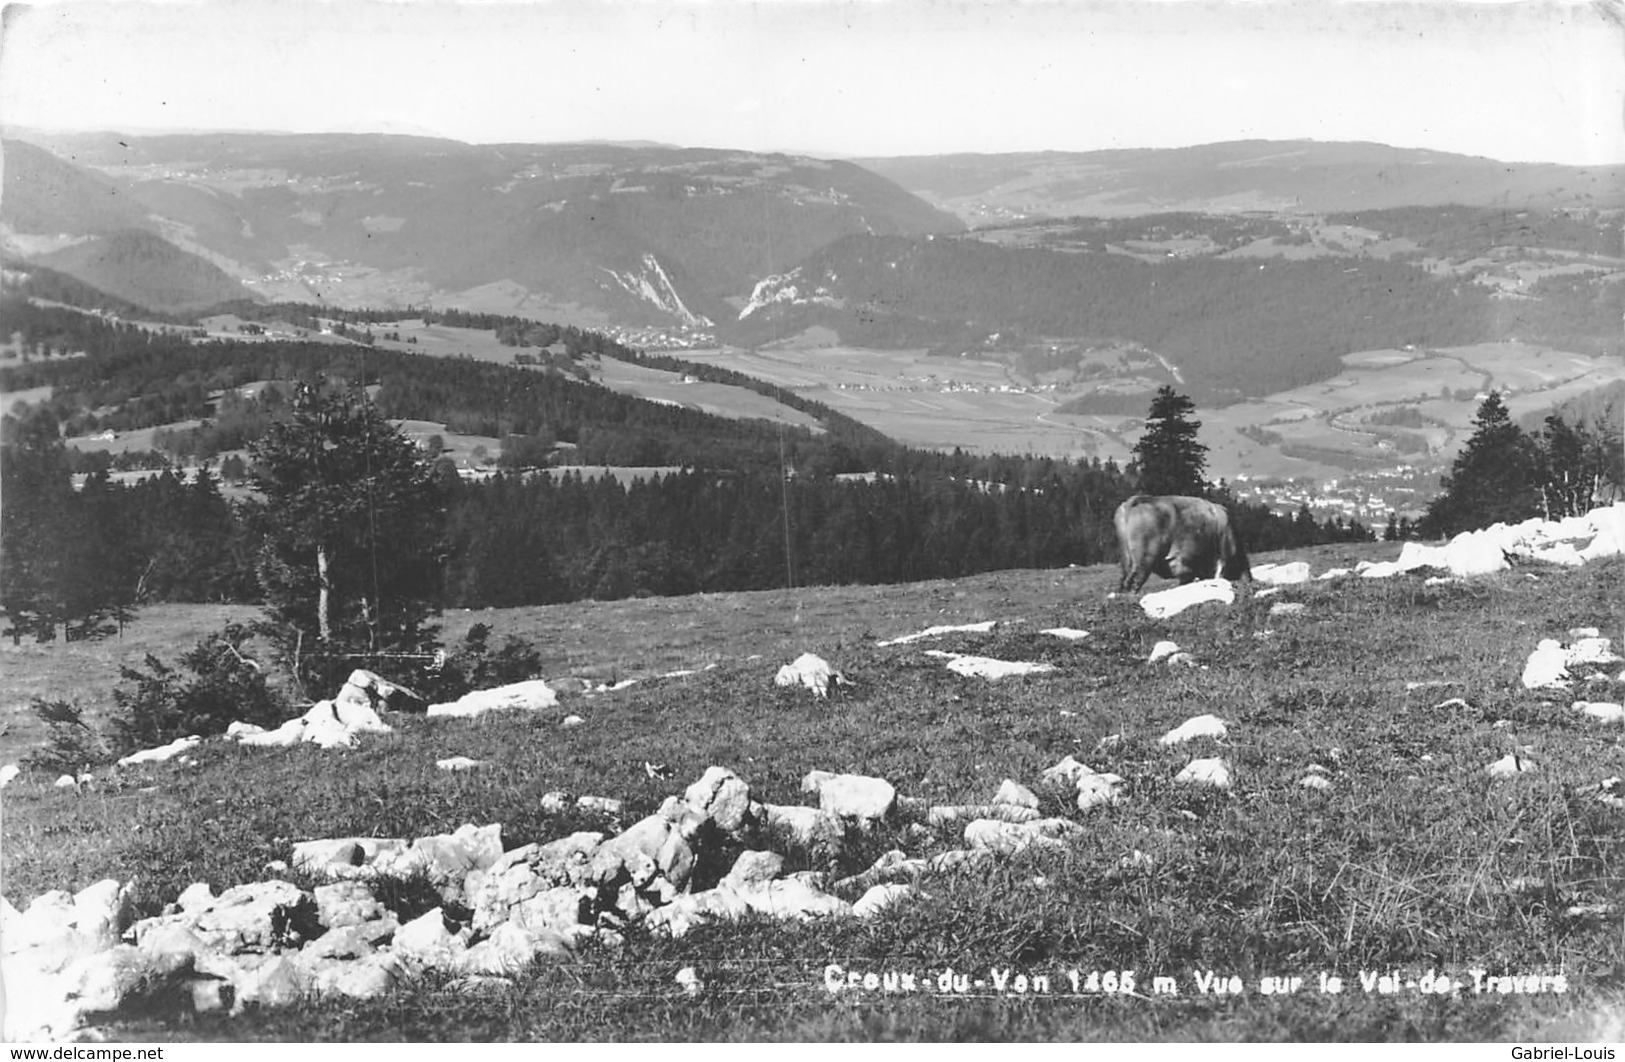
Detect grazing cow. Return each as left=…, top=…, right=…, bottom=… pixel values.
left=1114, top=494, right=1251, bottom=593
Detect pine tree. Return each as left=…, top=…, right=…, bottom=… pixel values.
left=1536, top=412, right=1619, bottom=518
left=1421, top=392, right=1541, bottom=536
left=249, top=381, right=447, bottom=692
left=1130, top=386, right=1209, bottom=496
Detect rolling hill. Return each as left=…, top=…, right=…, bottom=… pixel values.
left=856, top=140, right=1625, bottom=224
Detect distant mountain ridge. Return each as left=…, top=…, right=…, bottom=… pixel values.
left=856, top=140, right=1625, bottom=223
left=1, top=131, right=962, bottom=320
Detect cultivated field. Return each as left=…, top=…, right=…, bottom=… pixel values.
left=4, top=543, right=1624, bottom=1041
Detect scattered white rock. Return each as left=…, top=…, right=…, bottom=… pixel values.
left=427, top=679, right=560, bottom=719
left=1041, top=755, right=1089, bottom=787
left=1159, top=714, right=1227, bottom=746
left=1252, top=561, right=1311, bottom=586
left=684, top=766, right=753, bottom=834
left=1317, top=567, right=1352, bottom=581
left=1569, top=637, right=1621, bottom=666
left=1569, top=627, right=1602, bottom=639
left=1175, top=757, right=1232, bottom=790
left=436, top=757, right=487, bottom=772
left=675, top=965, right=704, bottom=996
left=1486, top=753, right=1536, bottom=779
left=54, top=774, right=78, bottom=789
left=877, top=621, right=996, bottom=646
left=774, top=652, right=846, bottom=697
left=925, top=651, right=1055, bottom=679
left=117, top=735, right=203, bottom=766
left=1140, top=578, right=1235, bottom=619
left=1432, top=698, right=1473, bottom=711
left=1575, top=701, right=1625, bottom=725
left=234, top=692, right=394, bottom=750
left=1523, top=639, right=1573, bottom=690
left=561, top=715, right=585, bottom=728
left=576, top=795, right=625, bottom=816
left=1074, top=770, right=1126, bottom=811
left=757, top=803, right=843, bottom=848
left=926, top=803, right=1040, bottom=826
left=964, top=817, right=1080, bottom=855
left=992, top=778, right=1039, bottom=809
left=1300, top=774, right=1332, bottom=791
left=1268, top=602, right=1306, bottom=617
left=853, top=884, right=916, bottom=918
left=0, top=764, right=18, bottom=787
left=1041, top=627, right=1090, bottom=640
left=811, top=773, right=897, bottom=821
left=1147, top=640, right=1182, bottom=665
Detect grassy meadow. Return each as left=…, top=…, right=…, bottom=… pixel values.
left=2, top=544, right=1623, bottom=1041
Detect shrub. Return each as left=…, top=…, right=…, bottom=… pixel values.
left=418, top=623, right=544, bottom=703
left=23, top=697, right=112, bottom=774
left=108, top=623, right=291, bottom=756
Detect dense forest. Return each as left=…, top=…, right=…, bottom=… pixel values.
left=0, top=294, right=1371, bottom=637
left=729, top=233, right=1501, bottom=399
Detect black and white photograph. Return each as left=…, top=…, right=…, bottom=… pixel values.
left=1, top=0, right=1623, bottom=1044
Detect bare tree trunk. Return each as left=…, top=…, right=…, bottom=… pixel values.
left=317, top=543, right=332, bottom=643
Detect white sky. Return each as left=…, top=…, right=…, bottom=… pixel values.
left=1, top=0, right=1622, bottom=165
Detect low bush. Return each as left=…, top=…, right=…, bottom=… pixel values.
left=109, top=622, right=291, bottom=757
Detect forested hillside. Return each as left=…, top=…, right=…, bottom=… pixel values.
left=0, top=294, right=1371, bottom=637
left=729, top=233, right=1500, bottom=399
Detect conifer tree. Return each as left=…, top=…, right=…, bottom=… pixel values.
left=249, top=381, right=447, bottom=691
left=1130, top=386, right=1209, bottom=496
left=1421, top=392, right=1541, bottom=536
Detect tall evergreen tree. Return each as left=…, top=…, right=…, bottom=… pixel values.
left=1130, top=386, right=1209, bottom=496
left=1536, top=412, right=1619, bottom=518
left=248, top=381, right=447, bottom=692
left=1421, top=392, right=1542, bottom=536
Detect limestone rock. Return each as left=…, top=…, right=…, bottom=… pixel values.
left=834, top=849, right=926, bottom=893
left=992, top=778, right=1039, bottom=809
left=723, top=850, right=785, bottom=889
left=1523, top=639, right=1572, bottom=690
left=757, top=803, right=844, bottom=848
left=189, top=880, right=319, bottom=952
left=458, top=922, right=573, bottom=976
left=684, top=765, right=753, bottom=834
left=774, top=652, right=846, bottom=697
left=314, top=880, right=386, bottom=929
left=1160, top=714, right=1228, bottom=746
left=925, top=651, right=1055, bottom=679
left=927, top=803, right=1040, bottom=826
left=1074, top=770, right=1126, bottom=811
left=427, top=679, right=560, bottom=719
left=1140, top=578, right=1235, bottom=619
left=1252, top=561, right=1311, bottom=585
left=392, top=907, right=469, bottom=968
left=1486, top=753, right=1537, bottom=779
left=1175, top=757, right=1232, bottom=790
left=814, top=773, right=897, bottom=821
left=117, top=735, right=203, bottom=766
left=309, top=952, right=403, bottom=1001
left=337, top=669, right=423, bottom=714
left=853, top=884, right=916, bottom=918
left=291, top=836, right=409, bottom=878
left=1041, top=755, right=1089, bottom=787
left=964, top=817, right=1080, bottom=855
left=1576, top=701, right=1625, bottom=725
